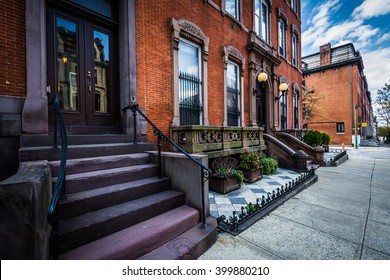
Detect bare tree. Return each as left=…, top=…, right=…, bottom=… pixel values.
left=302, top=86, right=326, bottom=127
left=376, top=82, right=390, bottom=142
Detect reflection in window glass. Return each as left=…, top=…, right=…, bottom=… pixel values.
left=226, top=0, right=239, bottom=19
left=94, top=30, right=110, bottom=113
left=227, top=62, right=240, bottom=127
left=57, top=17, right=78, bottom=111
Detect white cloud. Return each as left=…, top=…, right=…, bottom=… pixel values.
left=352, top=0, right=390, bottom=20
left=362, top=47, right=390, bottom=101
left=378, top=33, right=390, bottom=44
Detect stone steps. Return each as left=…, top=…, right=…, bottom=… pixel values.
left=59, top=206, right=200, bottom=260
left=58, top=190, right=185, bottom=254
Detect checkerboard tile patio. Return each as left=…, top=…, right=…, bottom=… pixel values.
left=209, top=167, right=305, bottom=219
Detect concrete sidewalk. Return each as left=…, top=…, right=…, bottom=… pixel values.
left=199, top=145, right=390, bottom=260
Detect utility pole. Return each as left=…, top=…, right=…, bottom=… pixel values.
left=354, top=104, right=358, bottom=149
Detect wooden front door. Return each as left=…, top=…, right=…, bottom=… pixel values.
left=47, top=5, right=119, bottom=133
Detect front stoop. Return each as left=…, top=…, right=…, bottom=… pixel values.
left=51, top=150, right=216, bottom=259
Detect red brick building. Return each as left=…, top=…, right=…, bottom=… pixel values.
left=302, top=43, right=373, bottom=146
left=0, top=0, right=306, bottom=259
left=1, top=0, right=304, bottom=179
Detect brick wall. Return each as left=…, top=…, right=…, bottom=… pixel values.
left=135, top=0, right=303, bottom=139
left=0, top=0, right=26, bottom=98
left=304, top=65, right=358, bottom=145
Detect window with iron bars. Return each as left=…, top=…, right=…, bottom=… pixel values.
left=179, top=72, right=202, bottom=125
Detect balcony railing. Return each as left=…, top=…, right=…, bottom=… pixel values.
left=172, top=125, right=266, bottom=157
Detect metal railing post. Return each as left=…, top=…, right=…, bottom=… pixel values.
left=201, top=167, right=207, bottom=228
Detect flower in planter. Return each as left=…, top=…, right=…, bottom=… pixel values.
left=211, top=156, right=245, bottom=184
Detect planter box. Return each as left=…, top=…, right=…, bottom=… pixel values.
left=209, top=175, right=240, bottom=194
left=242, top=167, right=263, bottom=183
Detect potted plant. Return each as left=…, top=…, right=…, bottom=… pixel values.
left=209, top=156, right=244, bottom=194
left=238, top=151, right=263, bottom=183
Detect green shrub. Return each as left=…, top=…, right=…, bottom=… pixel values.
left=303, top=130, right=323, bottom=147
left=261, top=157, right=278, bottom=175
left=321, top=132, right=330, bottom=146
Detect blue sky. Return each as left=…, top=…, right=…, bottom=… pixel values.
left=301, top=0, right=390, bottom=100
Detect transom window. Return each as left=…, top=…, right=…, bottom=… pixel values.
left=227, top=61, right=240, bottom=126
left=226, top=0, right=240, bottom=20
left=254, top=0, right=269, bottom=42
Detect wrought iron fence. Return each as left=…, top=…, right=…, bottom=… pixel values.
left=217, top=167, right=316, bottom=235
left=179, top=72, right=202, bottom=125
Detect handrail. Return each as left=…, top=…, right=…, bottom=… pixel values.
left=47, top=94, right=67, bottom=258
left=122, top=104, right=211, bottom=228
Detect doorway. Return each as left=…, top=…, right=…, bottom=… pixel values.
left=47, top=5, right=119, bottom=133
left=256, top=81, right=267, bottom=129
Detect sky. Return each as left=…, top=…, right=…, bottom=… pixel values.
left=301, top=0, right=390, bottom=101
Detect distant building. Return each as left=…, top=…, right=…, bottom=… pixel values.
left=302, top=43, right=373, bottom=146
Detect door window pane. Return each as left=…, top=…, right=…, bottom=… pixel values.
left=93, top=30, right=110, bottom=113
left=57, top=17, right=78, bottom=111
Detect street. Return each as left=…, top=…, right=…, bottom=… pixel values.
left=200, top=145, right=390, bottom=259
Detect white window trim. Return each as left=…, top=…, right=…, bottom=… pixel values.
left=254, top=0, right=270, bottom=43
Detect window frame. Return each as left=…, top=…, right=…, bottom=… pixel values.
left=278, top=18, right=287, bottom=57
left=279, top=84, right=288, bottom=129
left=292, top=32, right=298, bottom=67
left=225, top=0, right=240, bottom=20
left=293, top=89, right=299, bottom=129
left=254, top=0, right=270, bottom=43
left=336, top=122, right=345, bottom=134
left=291, top=0, right=298, bottom=13
left=178, top=39, right=203, bottom=126
left=226, top=60, right=241, bottom=127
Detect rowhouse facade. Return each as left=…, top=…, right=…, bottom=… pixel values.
left=0, top=0, right=304, bottom=180
left=0, top=0, right=308, bottom=259
left=302, top=43, right=373, bottom=146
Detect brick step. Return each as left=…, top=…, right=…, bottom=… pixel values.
left=53, top=163, right=159, bottom=194
left=19, top=142, right=154, bottom=161
left=58, top=190, right=185, bottom=253
left=60, top=206, right=200, bottom=260
left=51, top=153, right=151, bottom=177
left=138, top=216, right=218, bottom=260
left=58, top=176, right=171, bottom=219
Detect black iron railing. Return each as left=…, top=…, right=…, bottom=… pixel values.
left=122, top=104, right=211, bottom=228
left=47, top=94, right=67, bottom=259
left=217, top=167, right=316, bottom=234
